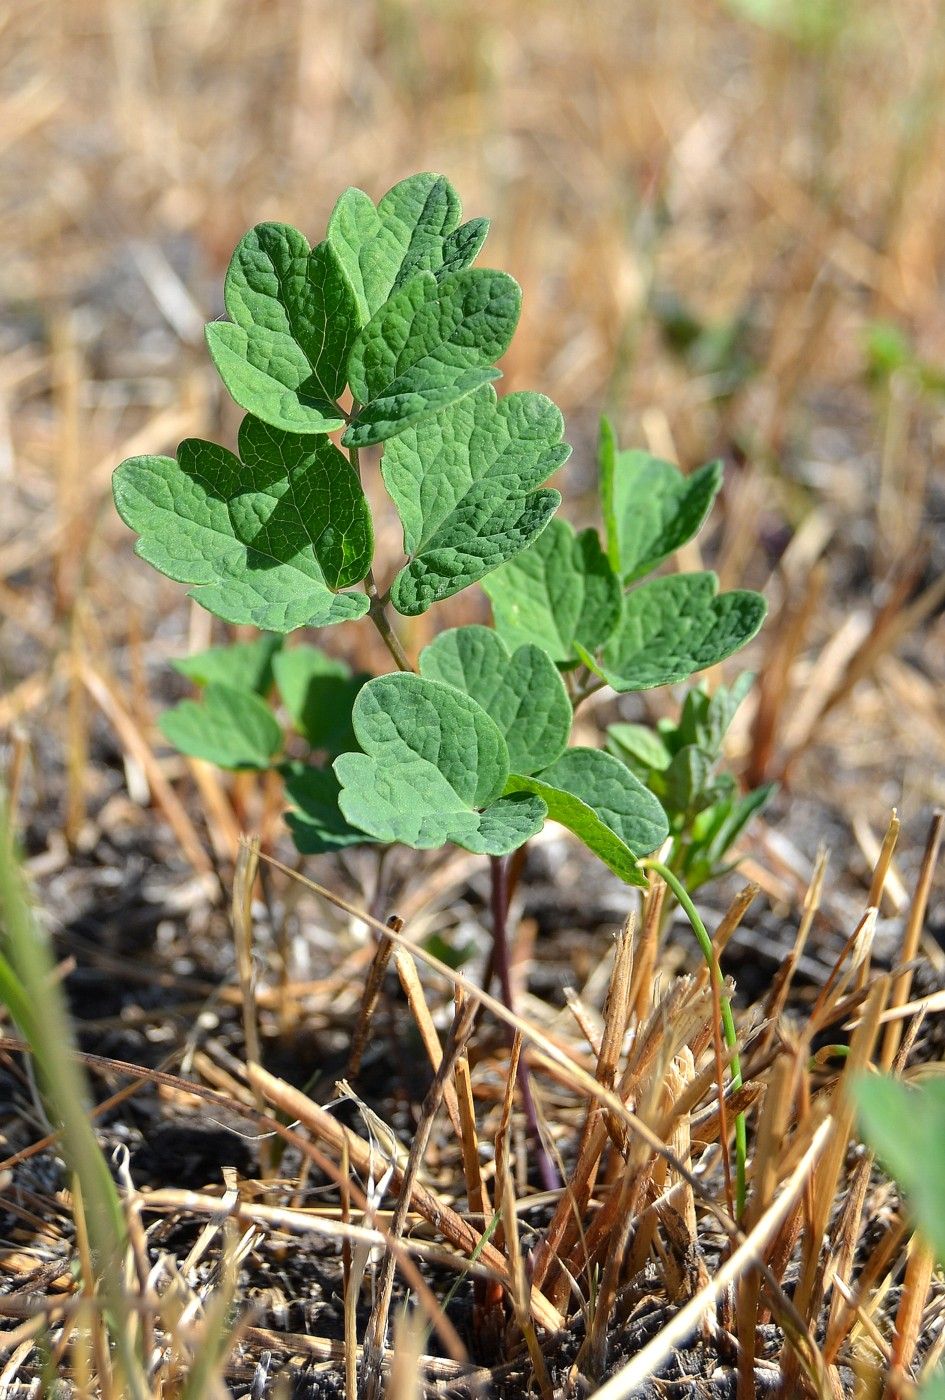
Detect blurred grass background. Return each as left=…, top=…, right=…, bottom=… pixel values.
left=3, top=0, right=945, bottom=858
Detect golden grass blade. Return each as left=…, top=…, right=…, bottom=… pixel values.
left=591, top=1117, right=832, bottom=1400
left=880, top=809, right=944, bottom=1068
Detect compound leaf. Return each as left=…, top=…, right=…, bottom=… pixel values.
left=113, top=415, right=373, bottom=632
left=174, top=634, right=282, bottom=694
left=205, top=225, right=356, bottom=434
left=598, top=431, right=723, bottom=584
left=327, top=172, right=487, bottom=325
left=483, top=518, right=622, bottom=663
left=419, top=625, right=571, bottom=774
left=159, top=682, right=282, bottom=770
left=505, top=748, right=669, bottom=887
left=284, top=764, right=377, bottom=854
left=273, top=645, right=368, bottom=754
left=343, top=269, right=520, bottom=447
left=333, top=673, right=546, bottom=855
left=579, top=573, right=766, bottom=692
left=383, top=386, right=567, bottom=613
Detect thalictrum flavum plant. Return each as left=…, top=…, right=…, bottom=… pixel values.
left=114, top=172, right=768, bottom=1208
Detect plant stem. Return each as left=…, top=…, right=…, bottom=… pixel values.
left=367, top=588, right=412, bottom=672
left=571, top=672, right=607, bottom=711
left=639, top=857, right=747, bottom=1217
left=489, top=855, right=559, bottom=1193
left=346, top=435, right=413, bottom=673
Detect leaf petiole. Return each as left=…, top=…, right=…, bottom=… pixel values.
left=571, top=672, right=607, bottom=711
left=367, top=591, right=412, bottom=673
left=347, top=433, right=413, bottom=674
left=639, top=857, right=747, bottom=1218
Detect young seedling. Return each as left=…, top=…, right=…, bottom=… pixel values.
left=607, top=672, right=776, bottom=896
left=113, top=172, right=767, bottom=1204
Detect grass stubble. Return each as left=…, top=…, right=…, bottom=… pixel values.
left=2, top=0, right=945, bottom=1393
left=0, top=797, right=944, bottom=1394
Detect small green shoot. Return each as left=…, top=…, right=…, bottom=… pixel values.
left=608, top=673, right=775, bottom=893
left=0, top=810, right=148, bottom=1397
left=114, top=173, right=769, bottom=1205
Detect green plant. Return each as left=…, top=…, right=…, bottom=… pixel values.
left=652, top=289, right=758, bottom=403
left=863, top=319, right=945, bottom=398
left=607, top=671, right=776, bottom=894
left=853, top=1073, right=945, bottom=1398
left=723, top=0, right=851, bottom=48
left=0, top=810, right=262, bottom=1391
left=113, top=172, right=768, bottom=1201
left=0, top=811, right=144, bottom=1395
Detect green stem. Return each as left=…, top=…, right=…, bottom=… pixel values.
left=346, top=435, right=412, bottom=674
left=366, top=590, right=412, bottom=672
left=570, top=670, right=606, bottom=711
left=640, top=857, right=747, bottom=1218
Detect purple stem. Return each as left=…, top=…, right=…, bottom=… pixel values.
left=489, top=855, right=560, bottom=1193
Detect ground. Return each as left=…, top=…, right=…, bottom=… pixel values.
left=2, top=2, right=945, bottom=1395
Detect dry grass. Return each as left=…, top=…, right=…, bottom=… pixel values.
left=2, top=0, right=945, bottom=1395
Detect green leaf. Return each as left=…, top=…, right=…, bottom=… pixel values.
left=919, top=1372, right=945, bottom=1400
left=327, top=173, right=487, bottom=326
left=678, top=672, right=754, bottom=753
left=0, top=947, right=39, bottom=1048
left=505, top=748, right=669, bottom=887
left=663, top=745, right=715, bottom=817
left=159, top=682, right=282, bottom=770
left=606, top=723, right=673, bottom=777
left=440, top=219, right=489, bottom=277
left=273, top=645, right=367, bottom=754
left=419, top=625, right=571, bottom=775
left=689, top=782, right=774, bottom=873
left=113, top=415, right=373, bottom=632
left=602, top=444, right=723, bottom=584
left=421, top=931, right=476, bottom=971
left=383, top=386, right=567, bottom=614
left=333, top=673, right=547, bottom=855
left=579, top=573, right=766, bottom=692
left=205, top=225, right=356, bottom=434
left=343, top=269, right=520, bottom=448
left=852, top=1074, right=945, bottom=1267
left=598, top=416, right=620, bottom=572
left=173, top=635, right=282, bottom=695
left=864, top=320, right=914, bottom=384
left=724, top=0, right=848, bottom=46
left=283, top=764, right=377, bottom=854
left=482, top=519, right=622, bottom=664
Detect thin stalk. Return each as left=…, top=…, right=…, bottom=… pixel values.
left=570, top=672, right=607, bottom=711
left=489, top=855, right=559, bottom=1192
left=640, top=857, right=746, bottom=1217
left=367, top=592, right=412, bottom=672
left=346, top=436, right=412, bottom=673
